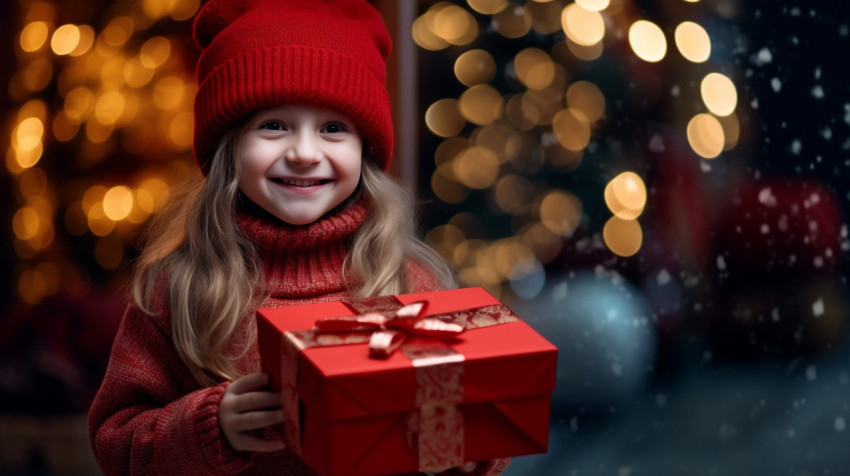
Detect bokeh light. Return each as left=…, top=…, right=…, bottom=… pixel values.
left=51, top=24, right=81, bottom=55
left=562, top=3, right=605, bottom=47
left=514, top=48, right=556, bottom=90
left=492, top=3, right=532, bottom=39
left=603, top=216, right=643, bottom=257
left=454, top=49, right=496, bottom=87
left=552, top=108, right=591, bottom=151
left=687, top=113, right=725, bottom=159
left=458, top=84, right=504, bottom=125
left=20, top=21, right=49, bottom=52
left=674, top=21, right=711, bottom=62
left=604, top=171, right=647, bottom=219
left=426, top=99, right=466, bottom=138
left=629, top=20, right=667, bottom=62
left=566, top=81, right=606, bottom=122
left=467, top=0, right=508, bottom=15
left=701, top=72, right=738, bottom=116
left=540, top=190, right=583, bottom=237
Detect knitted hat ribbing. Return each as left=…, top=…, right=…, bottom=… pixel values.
left=192, top=0, right=393, bottom=174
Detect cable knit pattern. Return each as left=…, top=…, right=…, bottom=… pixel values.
left=89, top=201, right=507, bottom=475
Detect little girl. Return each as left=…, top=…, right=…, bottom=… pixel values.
left=88, top=0, right=510, bottom=474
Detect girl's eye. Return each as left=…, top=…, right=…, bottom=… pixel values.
left=321, top=122, right=346, bottom=134
left=260, top=120, right=285, bottom=131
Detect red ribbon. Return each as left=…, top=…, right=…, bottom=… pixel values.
left=314, top=300, right=466, bottom=358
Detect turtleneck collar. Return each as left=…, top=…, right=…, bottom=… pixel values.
left=236, top=198, right=369, bottom=301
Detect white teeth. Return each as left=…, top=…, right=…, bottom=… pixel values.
left=277, top=178, right=321, bottom=187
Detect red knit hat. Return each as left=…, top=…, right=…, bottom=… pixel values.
left=192, top=0, right=393, bottom=174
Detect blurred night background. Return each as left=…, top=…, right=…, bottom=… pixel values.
left=1, top=0, right=849, bottom=474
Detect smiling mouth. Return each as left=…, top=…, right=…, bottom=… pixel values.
left=270, top=178, right=331, bottom=187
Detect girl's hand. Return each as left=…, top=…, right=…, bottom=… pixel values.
left=218, top=372, right=286, bottom=452
left=435, top=458, right=511, bottom=475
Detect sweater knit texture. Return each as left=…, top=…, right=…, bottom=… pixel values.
left=88, top=201, right=508, bottom=475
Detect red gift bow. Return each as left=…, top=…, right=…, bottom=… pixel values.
left=314, top=300, right=466, bottom=358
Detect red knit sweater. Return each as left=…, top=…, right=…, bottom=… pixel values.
left=88, top=201, right=508, bottom=475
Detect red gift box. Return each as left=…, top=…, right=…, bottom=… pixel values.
left=257, top=287, right=557, bottom=476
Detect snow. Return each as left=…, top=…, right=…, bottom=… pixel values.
left=813, top=299, right=825, bottom=317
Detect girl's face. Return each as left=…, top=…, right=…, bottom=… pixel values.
left=236, top=105, right=363, bottom=225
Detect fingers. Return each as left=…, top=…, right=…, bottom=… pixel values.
left=225, top=371, right=270, bottom=394
left=226, top=432, right=286, bottom=453
left=459, top=462, right=477, bottom=472
left=224, top=389, right=282, bottom=414
left=223, top=407, right=284, bottom=433
left=220, top=373, right=286, bottom=452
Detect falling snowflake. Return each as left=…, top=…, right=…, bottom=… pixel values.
left=813, top=299, right=825, bottom=317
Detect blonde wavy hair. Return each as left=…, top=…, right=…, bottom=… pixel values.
left=132, top=124, right=456, bottom=386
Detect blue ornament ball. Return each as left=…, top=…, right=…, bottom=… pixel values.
left=508, top=270, right=657, bottom=414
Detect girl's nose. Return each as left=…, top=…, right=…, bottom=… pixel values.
left=285, top=130, right=321, bottom=165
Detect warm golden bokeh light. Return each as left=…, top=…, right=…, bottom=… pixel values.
left=18, top=100, right=48, bottom=123
left=15, top=117, right=45, bottom=151
left=603, top=216, right=643, bottom=257
left=552, top=108, right=591, bottom=151
left=701, top=72, right=737, bottom=116
left=566, top=81, right=606, bottom=122
left=604, top=171, right=647, bottom=219
left=458, top=84, right=504, bottom=125
left=519, top=222, right=562, bottom=264
left=87, top=205, right=116, bottom=237
left=687, top=113, right=725, bottom=159
left=51, top=24, right=81, bottom=56
left=432, top=3, right=478, bottom=46
left=674, top=21, right=711, bottom=63
left=140, top=36, right=172, bottom=68
left=467, top=0, right=508, bottom=15
left=454, top=49, right=496, bottom=87
left=629, top=20, right=667, bottom=62
left=514, top=48, right=556, bottom=90
left=453, top=146, right=501, bottom=189
left=22, top=59, right=53, bottom=92
left=124, top=58, right=156, bottom=88
left=85, top=119, right=114, bottom=143
left=70, top=25, right=95, bottom=56
left=102, top=16, right=134, bottom=47
left=94, top=91, right=126, bottom=125
left=493, top=174, right=534, bottom=214
left=717, top=112, right=741, bottom=150
left=102, top=185, right=134, bottom=221
left=412, top=11, right=448, bottom=51
left=471, top=123, right=511, bottom=161
left=527, top=0, right=563, bottom=35
left=431, top=170, right=470, bottom=204
left=492, top=4, right=532, bottom=39
left=426, top=99, right=467, bottom=138
left=540, top=190, right=583, bottom=237
left=13, top=206, right=41, bottom=240
left=575, top=0, right=611, bottom=12
left=562, top=3, right=605, bottom=46
left=136, top=177, right=170, bottom=213
left=64, top=87, right=95, bottom=121
left=20, top=21, right=49, bottom=52
left=153, top=76, right=186, bottom=109
left=169, top=0, right=201, bottom=21
left=565, top=36, right=605, bottom=61
left=168, top=112, right=194, bottom=149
